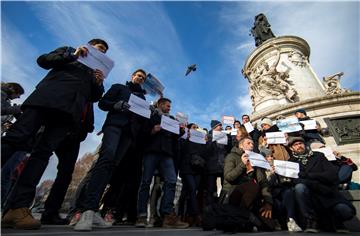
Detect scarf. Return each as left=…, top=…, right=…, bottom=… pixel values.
left=292, top=150, right=313, bottom=166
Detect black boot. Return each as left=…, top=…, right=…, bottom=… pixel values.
left=304, top=217, right=319, bottom=233
left=41, top=212, right=69, bottom=225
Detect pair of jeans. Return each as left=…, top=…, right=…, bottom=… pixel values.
left=82, top=125, right=132, bottom=211
left=137, top=153, right=177, bottom=216
left=338, top=165, right=353, bottom=184
left=1, top=151, right=28, bottom=207
left=332, top=203, right=356, bottom=222
left=294, top=183, right=316, bottom=219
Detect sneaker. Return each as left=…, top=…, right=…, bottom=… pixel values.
left=69, top=211, right=81, bottom=226
left=335, top=222, right=350, bottom=233
left=163, top=213, right=189, bottom=229
left=304, top=218, right=319, bottom=233
left=135, top=216, right=147, bottom=228
left=1, top=208, right=41, bottom=229
left=93, top=212, right=112, bottom=228
left=74, top=210, right=94, bottom=231
left=287, top=218, right=302, bottom=232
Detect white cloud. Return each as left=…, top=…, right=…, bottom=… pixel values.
left=236, top=94, right=253, bottom=115
left=1, top=20, right=42, bottom=103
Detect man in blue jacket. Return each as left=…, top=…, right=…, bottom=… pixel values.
left=74, top=69, right=147, bottom=231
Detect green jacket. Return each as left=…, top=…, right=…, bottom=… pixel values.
left=223, top=147, right=273, bottom=205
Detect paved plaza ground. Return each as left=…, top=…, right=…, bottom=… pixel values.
left=2, top=226, right=360, bottom=236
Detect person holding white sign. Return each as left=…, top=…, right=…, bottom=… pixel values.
left=288, top=136, right=355, bottom=233
left=261, top=148, right=302, bottom=232
left=310, top=142, right=358, bottom=190
left=223, top=137, right=274, bottom=230
left=1, top=39, right=108, bottom=230
left=241, top=114, right=261, bottom=153
left=258, top=118, right=290, bottom=162
left=294, top=109, right=325, bottom=146
left=202, top=120, right=231, bottom=206
left=136, top=98, right=188, bottom=228
left=178, top=123, right=206, bottom=225
left=74, top=69, right=147, bottom=231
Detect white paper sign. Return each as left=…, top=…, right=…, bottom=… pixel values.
left=176, top=112, right=188, bottom=125
left=189, top=129, right=206, bottom=144
left=128, top=94, right=151, bottom=119
left=312, top=147, right=336, bottom=161
left=274, top=160, right=299, bottom=178
left=77, top=44, right=114, bottom=77
left=245, top=151, right=272, bottom=170
left=212, top=130, right=228, bottom=145
left=243, top=122, right=254, bottom=133
left=276, top=118, right=302, bottom=133
left=300, top=120, right=317, bottom=130
left=230, top=128, right=238, bottom=136
left=266, top=132, right=287, bottom=144
left=160, top=115, right=180, bottom=134
left=222, top=115, right=235, bottom=125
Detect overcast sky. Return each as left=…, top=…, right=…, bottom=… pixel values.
left=2, top=1, right=359, bottom=181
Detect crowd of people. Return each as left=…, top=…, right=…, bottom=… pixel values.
left=1, top=39, right=358, bottom=233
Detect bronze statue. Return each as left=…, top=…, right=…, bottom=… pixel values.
left=250, top=13, right=275, bottom=47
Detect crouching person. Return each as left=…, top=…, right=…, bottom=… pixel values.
left=288, top=136, right=356, bottom=233
left=223, top=137, right=274, bottom=231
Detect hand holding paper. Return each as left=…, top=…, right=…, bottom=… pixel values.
left=77, top=44, right=114, bottom=78
left=128, top=94, right=151, bottom=118
left=245, top=151, right=272, bottom=170
left=74, top=45, right=89, bottom=58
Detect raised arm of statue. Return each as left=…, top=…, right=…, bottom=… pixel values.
left=323, top=72, right=344, bottom=82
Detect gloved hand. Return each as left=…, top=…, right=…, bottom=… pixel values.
left=113, top=100, right=130, bottom=111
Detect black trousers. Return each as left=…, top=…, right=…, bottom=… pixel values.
left=43, top=135, right=81, bottom=215
left=3, top=107, right=73, bottom=209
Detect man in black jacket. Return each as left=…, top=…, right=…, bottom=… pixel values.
left=74, top=69, right=147, bottom=231
left=288, top=136, right=356, bottom=233
left=136, top=98, right=188, bottom=228
left=1, top=39, right=108, bottom=230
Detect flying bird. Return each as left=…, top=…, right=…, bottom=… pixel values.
left=185, top=64, right=197, bottom=76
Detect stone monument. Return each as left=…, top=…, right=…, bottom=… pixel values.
left=243, top=13, right=359, bottom=190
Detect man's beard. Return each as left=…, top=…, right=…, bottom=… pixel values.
left=294, top=147, right=305, bottom=155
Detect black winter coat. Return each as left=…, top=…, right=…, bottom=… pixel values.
left=203, top=131, right=232, bottom=175
left=143, top=111, right=182, bottom=157
left=99, top=81, right=146, bottom=126
left=179, top=139, right=207, bottom=175
left=289, top=151, right=356, bottom=211
left=23, top=46, right=104, bottom=124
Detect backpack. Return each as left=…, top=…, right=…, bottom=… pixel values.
left=202, top=203, right=254, bottom=232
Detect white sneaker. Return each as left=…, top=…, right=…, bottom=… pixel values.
left=93, top=212, right=112, bottom=228
left=74, top=210, right=94, bottom=231
left=287, top=218, right=302, bottom=232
